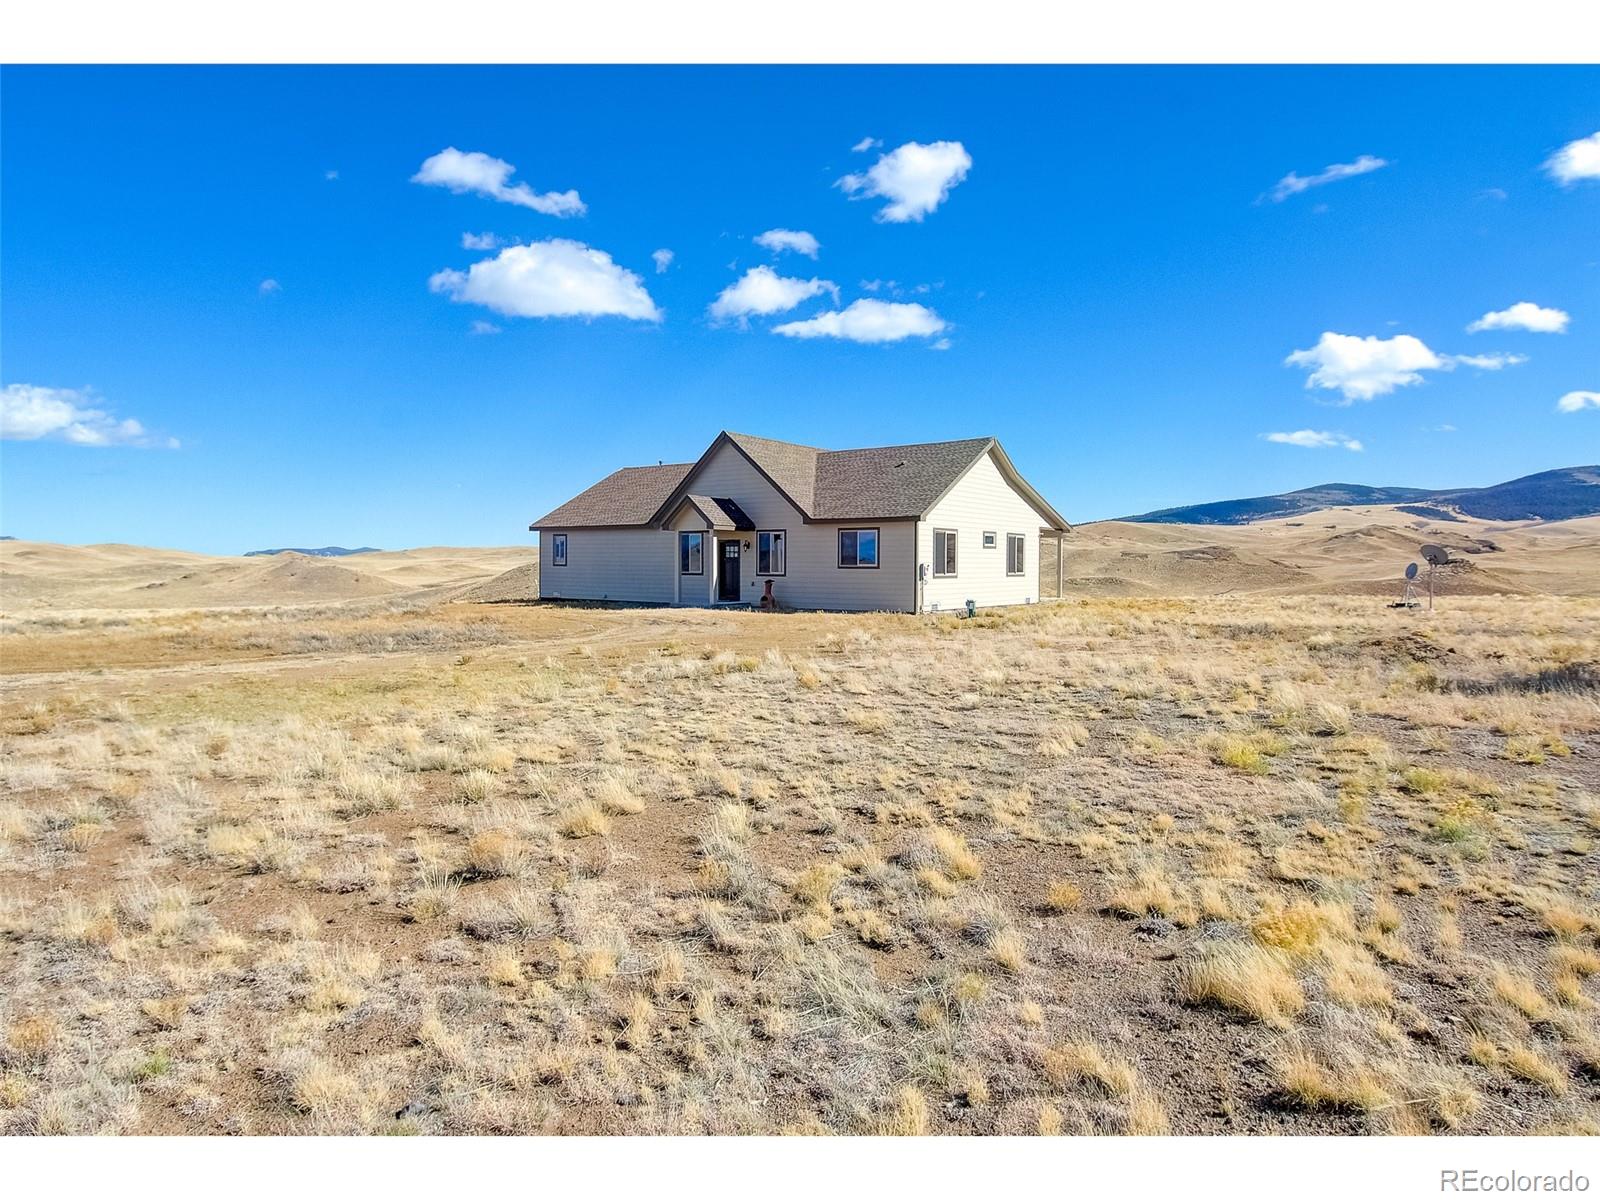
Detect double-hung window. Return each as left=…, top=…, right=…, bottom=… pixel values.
left=550, top=533, right=567, bottom=567
left=679, top=531, right=704, bottom=575
left=933, top=529, right=958, bottom=577
left=838, top=528, right=879, bottom=568
left=1007, top=534, right=1025, bottom=576
left=757, top=530, right=786, bottom=576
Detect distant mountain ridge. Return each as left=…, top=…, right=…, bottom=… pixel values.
left=1123, top=466, right=1600, bottom=525
left=244, top=546, right=380, bottom=558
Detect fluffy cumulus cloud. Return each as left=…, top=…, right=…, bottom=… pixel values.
left=1557, top=391, right=1600, bottom=413
left=1267, top=155, right=1388, bottom=203
left=429, top=240, right=660, bottom=322
left=1544, top=131, right=1600, bottom=185
left=1285, top=332, right=1446, bottom=402
left=708, top=266, right=837, bottom=322
left=772, top=299, right=947, bottom=344
left=411, top=147, right=585, bottom=217
left=1466, top=301, right=1570, bottom=334
left=1, top=384, right=177, bottom=448
left=1286, top=332, right=1528, bottom=402
left=461, top=232, right=502, bottom=251
left=837, top=140, right=971, bottom=223
left=652, top=248, right=674, bottom=274
left=754, top=228, right=821, bottom=258
left=1263, top=429, right=1363, bottom=451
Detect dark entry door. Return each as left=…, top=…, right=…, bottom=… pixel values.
left=719, top=540, right=741, bottom=601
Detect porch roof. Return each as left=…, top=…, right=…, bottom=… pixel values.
left=678, top=494, right=756, bottom=531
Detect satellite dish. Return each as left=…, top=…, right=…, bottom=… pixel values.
left=1416, top=544, right=1450, bottom=611
left=1404, top=562, right=1418, bottom=580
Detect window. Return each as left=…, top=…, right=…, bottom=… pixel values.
left=933, top=529, right=958, bottom=577
left=550, top=533, right=567, bottom=567
left=982, top=531, right=997, bottom=549
left=1007, top=534, right=1025, bottom=576
left=838, top=528, right=879, bottom=568
left=679, top=531, right=703, bottom=575
left=757, top=530, right=786, bottom=576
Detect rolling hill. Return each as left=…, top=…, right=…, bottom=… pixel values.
left=1124, top=466, right=1600, bottom=525
left=244, top=546, right=381, bottom=557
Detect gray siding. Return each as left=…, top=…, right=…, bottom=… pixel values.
left=538, top=528, right=676, bottom=604
left=669, top=442, right=915, bottom=612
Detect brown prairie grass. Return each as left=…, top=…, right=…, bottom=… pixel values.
left=2, top=590, right=1596, bottom=1135
left=1181, top=943, right=1305, bottom=1026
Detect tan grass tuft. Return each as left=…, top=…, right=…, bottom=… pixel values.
left=557, top=801, right=611, bottom=839
left=1181, top=942, right=1305, bottom=1026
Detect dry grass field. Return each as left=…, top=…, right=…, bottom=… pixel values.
left=1, top=533, right=1598, bottom=1135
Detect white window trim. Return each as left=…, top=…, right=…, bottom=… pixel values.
left=550, top=533, right=567, bottom=567
left=756, top=529, right=787, bottom=577
left=679, top=531, right=704, bottom=575
left=982, top=531, right=997, bottom=549
left=837, top=527, right=880, bottom=569
left=933, top=528, right=958, bottom=577
left=1007, top=533, right=1025, bottom=576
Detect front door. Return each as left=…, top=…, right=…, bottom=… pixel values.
left=718, top=540, right=741, bottom=602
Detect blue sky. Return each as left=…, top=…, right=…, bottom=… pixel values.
left=2, top=66, right=1596, bottom=553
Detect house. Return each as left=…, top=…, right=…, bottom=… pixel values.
left=529, top=431, right=1070, bottom=613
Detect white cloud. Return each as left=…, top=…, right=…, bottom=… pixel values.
left=929, top=338, right=952, bottom=351
left=851, top=137, right=881, bottom=153
left=1267, top=155, right=1388, bottom=203
left=468, top=320, right=501, bottom=336
left=1466, top=301, right=1570, bottom=334
left=259, top=278, right=281, bottom=295
left=1285, top=331, right=1446, bottom=402
left=1544, top=131, right=1600, bottom=185
left=708, top=265, right=837, bottom=322
left=1263, top=429, right=1364, bottom=451
left=1, top=384, right=177, bottom=448
left=1450, top=352, right=1527, bottom=370
left=411, top=147, right=585, bottom=217
left=837, top=140, right=971, bottom=223
left=754, top=228, right=820, bottom=259
left=324, top=169, right=339, bottom=181
left=1557, top=390, right=1600, bottom=413
left=772, top=299, right=947, bottom=344
left=461, top=232, right=502, bottom=251
left=652, top=248, right=674, bottom=274
left=429, top=240, right=660, bottom=322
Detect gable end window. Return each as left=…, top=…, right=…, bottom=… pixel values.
left=757, top=530, right=786, bottom=576
left=550, top=533, right=567, bottom=567
left=679, top=531, right=704, bottom=575
left=1007, top=534, right=1025, bottom=576
left=982, top=531, right=997, bottom=549
left=933, top=529, right=958, bottom=577
left=838, top=528, right=879, bottom=569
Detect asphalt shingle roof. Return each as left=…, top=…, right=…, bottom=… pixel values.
left=810, top=437, right=996, bottom=520
left=530, top=463, right=693, bottom=528
left=681, top=495, right=756, bottom=530
left=531, top=431, right=1066, bottom=529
